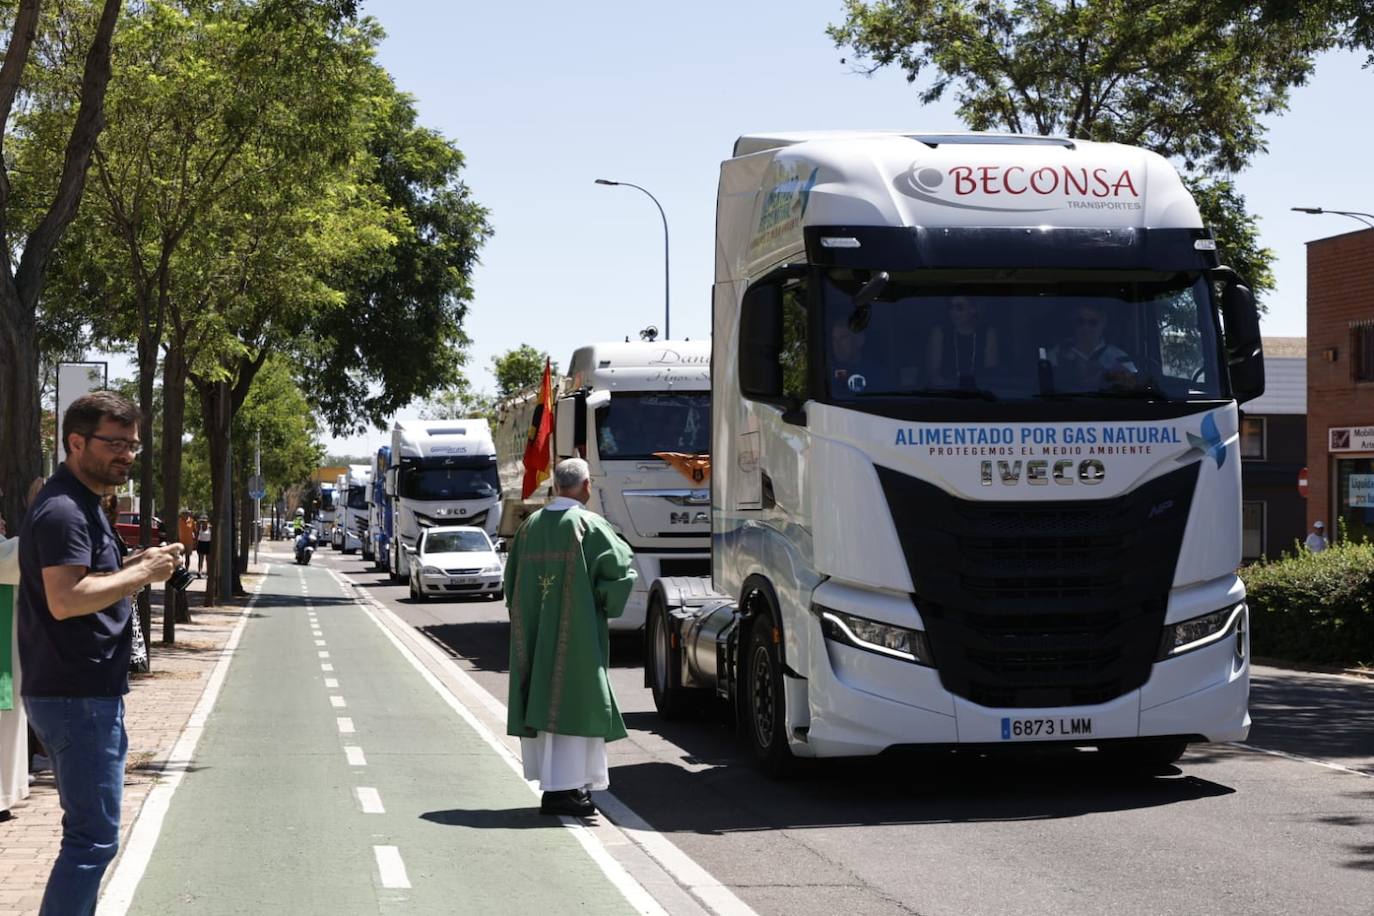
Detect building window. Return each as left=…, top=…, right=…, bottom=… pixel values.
left=1242, top=500, right=1265, bottom=561
left=1239, top=416, right=1265, bottom=460
left=1353, top=320, right=1374, bottom=382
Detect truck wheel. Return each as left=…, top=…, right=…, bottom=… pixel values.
left=647, top=602, right=693, bottom=720
left=745, top=611, right=793, bottom=778
left=1097, top=738, right=1188, bottom=772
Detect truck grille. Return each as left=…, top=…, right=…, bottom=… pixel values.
left=875, top=463, right=1199, bottom=709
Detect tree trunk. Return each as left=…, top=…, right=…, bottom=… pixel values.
left=161, top=337, right=190, bottom=638
left=0, top=284, right=42, bottom=529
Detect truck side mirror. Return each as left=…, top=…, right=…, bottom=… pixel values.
left=554, top=391, right=587, bottom=459
left=1216, top=268, right=1265, bottom=405
left=739, top=282, right=784, bottom=402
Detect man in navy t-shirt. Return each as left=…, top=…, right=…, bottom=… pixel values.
left=18, top=391, right=184, bottom=916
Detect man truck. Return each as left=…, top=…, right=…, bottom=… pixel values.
left=494, top=340, right=712, bottom=632
left=384, top=419, right=502, bottom=582
left=646, top=131, right=1264, bottom=774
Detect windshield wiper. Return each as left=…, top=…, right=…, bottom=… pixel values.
left=866, top=387, right=1000, bottom=401
left=1035, top=379, right=1167, bottom=401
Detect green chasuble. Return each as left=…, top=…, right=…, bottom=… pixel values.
left=505, top=504, right=636, bottom=741
left=0, top=584, right=11, bottom=710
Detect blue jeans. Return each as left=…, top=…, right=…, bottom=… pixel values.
left=24, top=696, right=128, bottom=916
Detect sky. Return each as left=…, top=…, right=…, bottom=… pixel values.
left=101, top=2, right=1374, bottom=458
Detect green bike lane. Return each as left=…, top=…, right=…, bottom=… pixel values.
left=123, top=561, right=641, bottom=915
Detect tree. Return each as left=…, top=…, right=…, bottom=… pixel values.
left=827, top=0, right=1361, bottom=306
left=492, top=344, right=556, bottom=400
left=298, top=83, right=491, bottom=435
left=0, top=0, right=122, bottom=528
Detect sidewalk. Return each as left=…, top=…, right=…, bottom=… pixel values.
left=0, top=567, right=258, bottom=916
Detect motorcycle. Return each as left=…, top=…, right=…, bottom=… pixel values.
left=294, top=528, right=317, bottom=565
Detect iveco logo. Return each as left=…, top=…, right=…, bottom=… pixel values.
left=980, top=458, right=1105, bottom=486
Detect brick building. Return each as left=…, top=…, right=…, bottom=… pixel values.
left=1305, top=227, right=1374, bottom=543
left=1239, top=337, right=1306, bottom=560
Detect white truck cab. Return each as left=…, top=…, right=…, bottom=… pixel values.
left=385, top=419, right=502, bottom=581
left=649, top=131, right=1264, bottom=773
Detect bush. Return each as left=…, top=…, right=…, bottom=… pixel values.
left=1242, top=538, right=1374, bottom=667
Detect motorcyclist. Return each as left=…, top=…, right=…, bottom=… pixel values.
left=292, top=507, right=306, bottom=536
left=294, top=524, right=315, bottom=564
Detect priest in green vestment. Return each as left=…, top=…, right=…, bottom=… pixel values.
left=505, top=457, right=636, bottom=817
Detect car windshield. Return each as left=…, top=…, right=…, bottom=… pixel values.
left=821, top=269, right=1225, bottom=403
left=424, top=530, right=491, bottom=553
left=595, top=392, right=711, bottom=460
left=400, top=462, right=499, bottom=500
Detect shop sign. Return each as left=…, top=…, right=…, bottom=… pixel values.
left=1350, top=474, right=1374, bottom=509
left=1328, top=426, right=1374, bottom=453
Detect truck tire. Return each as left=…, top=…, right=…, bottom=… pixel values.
left=1097, top=738, right=1188, bottom=772
left=647, top=600, right=693, bottom=720
left=745, top=610, right=793, bottom=778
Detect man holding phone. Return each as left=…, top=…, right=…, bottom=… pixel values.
left=17, top=391, right=185, bottom=916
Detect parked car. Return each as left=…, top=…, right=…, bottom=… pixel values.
left=115, top=512, right=167, bottom=547
left=408, top=526, right=503, bottom=602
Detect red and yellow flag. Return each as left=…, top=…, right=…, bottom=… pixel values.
left=521, top=359, right=554, bottom=499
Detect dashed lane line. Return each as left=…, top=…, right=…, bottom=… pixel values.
left=328, top=567, right=743, bottom=916
left=100, top=566, right=270, bottom=915
left=337, top=717, right=355, bottom=734
left=345, top=746, right=367, bottom=767
left=330, top=696, right=347, bottom=708
left=373, top=845, right=411, bottom=889
left=356, top=787, right=385, bottom=814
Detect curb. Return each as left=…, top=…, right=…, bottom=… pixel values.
left=1253, top=656, right=1374, bottom=681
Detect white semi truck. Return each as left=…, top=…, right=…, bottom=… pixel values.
left=333, top=463, right=371, bottom=554
left=647, top=131, right=1264, bottom=774
left=385, top=419, right=502, bottom=581
left=495, top=340, right=712, bottom=631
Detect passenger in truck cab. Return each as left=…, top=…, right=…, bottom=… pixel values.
left=829, top=318, right=919, bottom=395
left=925, top=295, right=1000, bottom=388
left=1046, top=302, right=1139, bottom=390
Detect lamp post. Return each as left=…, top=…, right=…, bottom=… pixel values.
left=1291, top=207, right=1374, bottom=230
left=595, top=178, right=670, bottom=339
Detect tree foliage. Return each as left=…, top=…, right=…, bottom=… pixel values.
left=492, top=344, right=555, bottom=399
left=828, top=0, right=1371, bottom=306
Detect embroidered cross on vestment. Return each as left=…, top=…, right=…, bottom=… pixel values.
left=538, top=574, right=557, bottom=603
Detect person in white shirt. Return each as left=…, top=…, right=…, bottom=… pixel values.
left=1305, top=520, right=1328, bottom=553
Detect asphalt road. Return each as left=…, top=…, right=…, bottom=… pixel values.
left=318, top=546, right=1374, bottom=916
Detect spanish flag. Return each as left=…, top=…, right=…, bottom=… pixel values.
left=521, top=358, right=554, bottom=499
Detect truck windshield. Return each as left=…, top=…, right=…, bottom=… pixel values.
left=347, top=485, right=367, bottom=510
left=595, top=392, right=711, bottom=460
left=822, top=269, right=1225, bottom=403
left=399, top=463, right=499, bottom=501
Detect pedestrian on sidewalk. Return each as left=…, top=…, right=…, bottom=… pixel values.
left=1305, top=520, right=1328, bottom=553
left=195, top=516, right=212, bottom=575
left=0, top=510, right=27, bottom=823
left=17, top=391, right=186, bottom=916
left=504, top=457, right=637, bottom=818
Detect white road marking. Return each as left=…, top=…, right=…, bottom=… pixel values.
left=330, top=695, right=347, bottom=708
left=374, top=846, right=411, bottom=889
left=337, top=717, right=355, bottom=734
left=318, top=651, right=330, bottom=659
left=1225, top=742, right=1374, bottom=779
left=332, top=570, right=702, bottom=916
left=321, top=663, right=334, bottom=672
left=356, top=786, right=385, bottom=814
left=315, top=639, right=327, bottom=646
left=325, top=678, right=339, bottom=688
left=345, top=746, right=367, bottom=766
left=101, top=566, right=271, bottom=916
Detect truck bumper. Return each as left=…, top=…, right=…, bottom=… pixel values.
left=799, top=609, right=1250, bottom=756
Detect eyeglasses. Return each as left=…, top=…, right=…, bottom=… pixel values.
left=87, top=434, right=142, bottom=455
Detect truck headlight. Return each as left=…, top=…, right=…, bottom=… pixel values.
left=1157, top=604, right=1245, bottom=660
left=816, top=605, right=933, bottom=666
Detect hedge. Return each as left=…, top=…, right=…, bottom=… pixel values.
left=1242, top=538, right=1374, bottom=667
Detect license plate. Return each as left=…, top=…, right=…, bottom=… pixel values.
left=450, top=576, right=478, bottom=585
left=1001, top=716, right=1093, bottom=740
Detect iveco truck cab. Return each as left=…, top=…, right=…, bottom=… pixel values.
left=648, top=131, right=1264, bottom=773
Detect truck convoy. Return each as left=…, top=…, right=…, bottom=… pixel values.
left=495, top=340, right=711, bottom=632
left=332, top=464, right=371, bottom=554
left=366, top=446, right=391, bottom=567
left=384, top=419, right=502, bottom=582
left=647, top=131, right=1264, bottom=774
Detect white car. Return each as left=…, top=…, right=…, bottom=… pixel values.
left=408, top=526, right=503, bottom=602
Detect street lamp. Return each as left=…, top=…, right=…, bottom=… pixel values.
left=1291, top=207, right=1374, bottom=229
left=595, top=178, right=670, bottom=339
